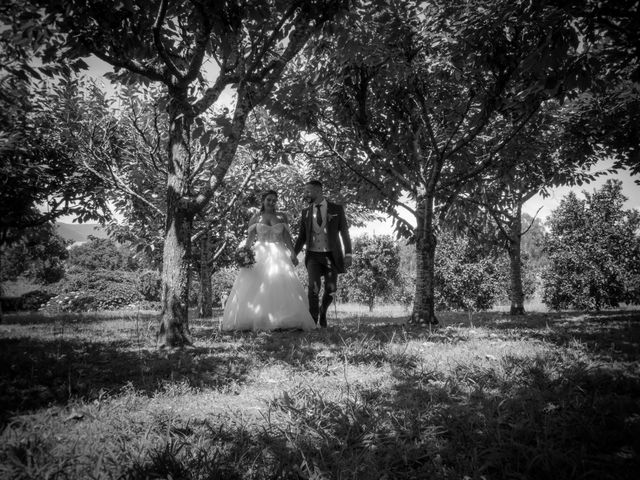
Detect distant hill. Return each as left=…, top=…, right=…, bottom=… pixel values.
left=56, top=223, right=109, bottom=245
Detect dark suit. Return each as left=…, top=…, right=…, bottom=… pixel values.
left=294, top=201, right=352, bottom=326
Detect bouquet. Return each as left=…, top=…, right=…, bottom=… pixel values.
left=235, top=246, right=256, bottom=268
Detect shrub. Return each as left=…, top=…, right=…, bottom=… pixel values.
left=494, top=253, right=539, bottom=305
left=137, top=270, right=161, bottom=301
left=340, top=235, right=402, bottom=311
left=211, top=267, right=238, bottom=306
left=0, top=223, right=68, bottom=284
left=67, top=237, right=138, bottom=271
left=43, top=269, right=142, bottom=312
left=20, top=290, right=56, bottom=311
left=435, top=231, right=502, bottom=312
left=41, top=292, right=98, bottom=313
left=0, top=296, right=22, bottom=312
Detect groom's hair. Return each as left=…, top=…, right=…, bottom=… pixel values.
left=305, top=180, right=323, bottom=189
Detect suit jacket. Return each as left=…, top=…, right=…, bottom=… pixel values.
left=294, top=201, right=352, bottom=274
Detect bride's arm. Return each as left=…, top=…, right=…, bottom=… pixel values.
left=244, top=214, right=259, bottom=247
left=279, top=213, right=298, bottom=265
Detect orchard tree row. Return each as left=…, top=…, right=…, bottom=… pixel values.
left=3, top=178, right=637, bottom=317
left=2, top=0, right=638, bottom=345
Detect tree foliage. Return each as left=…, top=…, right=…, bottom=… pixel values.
left=6, top=0, right=349, bottom=346
left=0, top=74, right=112, bottom=244
left=434, top=229, right=502, bottom=314
left=542, top=180, right=640, bottom=310
left=549, top=0, right=640, bottom=174
left=340, top=235, right=401, bottom=311
left=273, top=0, right=600, bottom=324
left=0, top=222, right=68, bottom=284
left=67, top=237, right=138, bottom=272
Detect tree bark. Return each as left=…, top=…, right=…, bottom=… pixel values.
left=157, top=94, right=195, bottom=348
left=411, top=195, right=439, bottom=325
left=198, top=231, right=213, bottom=318
left=508, top=205, right=525, bottom=315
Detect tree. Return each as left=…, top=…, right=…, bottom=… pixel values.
left=520, top=214, right=547, bottom=268
left=0, top=222, right=68, bottom=284
left=275, top=0, right=588, bottom=324
left=0, top=3, right=105, bottom=246
left=341, top=234, right=401, bottom=311
left=14, top=0, right=349, bottom=347
left=0, top=75, right=113, bottom=245
left=434, top=229, right=502, bottom=317
left=542, top=180, right=640, bottom=310
left=443, top=99, right=607, bottom=315
left=67, top=237, right=138, bottom=272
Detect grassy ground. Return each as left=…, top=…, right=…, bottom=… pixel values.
left=0, top=305, right=638, bottom=479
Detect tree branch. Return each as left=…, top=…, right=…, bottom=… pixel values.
left=317, top=131, right=417, bottom=219
left=90, top=47, right=166, bottom=83
left=183, top=1, right=214, bottom=83
left=153, top=0, right=184, bottom=81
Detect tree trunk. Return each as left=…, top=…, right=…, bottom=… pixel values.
left=157, top=94, right=195, bottom=348
left=158, top=202, right=194, bottom=347
left=508, top=205, right=525, bottom=315
left=411, top=195, right=439, bottom=325
left=198, top=231, right=213, bottom=318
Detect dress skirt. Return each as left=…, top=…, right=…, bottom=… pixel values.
left=221, top=240, right=316, bottom=331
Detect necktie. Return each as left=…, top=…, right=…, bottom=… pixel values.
left=315, top=204, right=322, bottom=226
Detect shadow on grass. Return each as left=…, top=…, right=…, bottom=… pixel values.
left=121, top=348, right=640, bottom=480
left=376, top=347, right=640, bottom=480
left=0, top=333, right=253, bottom=426
left=475, top=309, right=640, bottom=360
left=205, top=309, right=640, bottom=373
left=0, top=310, right=161, bottom=326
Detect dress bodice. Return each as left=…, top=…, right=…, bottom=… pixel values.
left=250, top=222, right=289, bottom=243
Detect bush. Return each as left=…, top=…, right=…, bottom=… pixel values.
left=137, top=270, right=161, bottom=301
left=20, top=290, right=56, bottom=311
left=41, top=292, right=98, bottom=313
left=42, top=269, right=142, bottom=312
left=0, top=290, right=57, bottom=312
left=435, top=232, right=502, bottom=312
left=340, top=235, right=402, bottom=311
left=67, top=237, right=138, bottom=271
left=0, top=296, right=22, bottom=312
left=211, top=267, right=238, bottom=306
left=494, top=254, right=539, bottom=305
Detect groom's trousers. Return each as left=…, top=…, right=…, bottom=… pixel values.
left=307, top=251, right=338, bottom=327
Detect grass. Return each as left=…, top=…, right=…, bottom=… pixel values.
left=0, top=305, right=639, bottom=479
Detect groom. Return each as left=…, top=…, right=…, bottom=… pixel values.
left=294, top=180, right=352, bottom=328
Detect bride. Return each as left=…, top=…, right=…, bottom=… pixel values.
left=220, top=190, right=316, bottom=331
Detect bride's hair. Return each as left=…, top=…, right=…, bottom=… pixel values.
left=260, top=189, right=278, bottom=212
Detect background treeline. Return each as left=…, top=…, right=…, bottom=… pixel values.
left=3, top=178, right=638, bottom=315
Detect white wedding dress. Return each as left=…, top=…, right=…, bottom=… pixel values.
left=221, top=223, right=316, bottom=331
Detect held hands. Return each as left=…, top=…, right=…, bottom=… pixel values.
left=344, top=256, right=352, bottom=269
left=290, top=253, right=299, bottom=266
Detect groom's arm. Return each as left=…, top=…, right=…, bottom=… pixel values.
left=338, top=205, right=352, bottom=265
